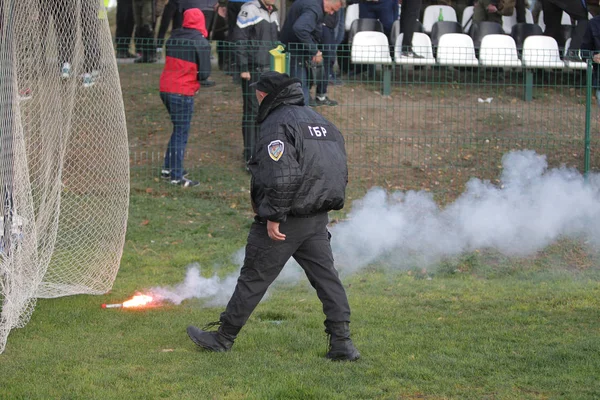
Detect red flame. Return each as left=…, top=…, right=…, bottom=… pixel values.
left=122, top=293, right=155, bottom=308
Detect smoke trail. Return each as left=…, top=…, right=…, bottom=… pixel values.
left=332, top=150, right=600, bottom=273
left=151, top=150, right=600, bottom=305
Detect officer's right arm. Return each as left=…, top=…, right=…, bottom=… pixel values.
left=255, top=124, right=302, bottom=222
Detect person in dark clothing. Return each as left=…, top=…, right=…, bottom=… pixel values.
left=359, top=0, right=398, bottom=37
left=159, top=8, right=212, bottom=186
left=543, top=0, right=589, bottom=58
left=116, top=0, right=137, bottom=58
left=187, top=71, right=360, bottom=362
left=581, top=15, right=600, bottom=115
left=157, top=0, right=184, bottom=48
left=133, top=0, right=157, bottom=63
left=280, top=0, right=344, bottom=105
left=398, top=0, right=424, bottom=58
left=309, top=10, right=341, bottom=106
left=231, top=0, right=279, bottom=164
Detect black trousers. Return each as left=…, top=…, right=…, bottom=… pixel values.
left=543, top=0, right=588, bottom=49
left=220, top=213, right=351, bottom=328
left=240, top=67, right=266, bottom=163
left=116, top=0, right=135, bottom=51
left=400, top=0, right=421, bottom=49
left=157, top=1, right=183, bottom=42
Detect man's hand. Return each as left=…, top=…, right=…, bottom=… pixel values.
left=240, top=71, right=251, bottom=80
left=267, top=220, right=286, bottom=241
left=487, top=4, right=498, bottom=13
left=312, top=51, right=323, bottom=65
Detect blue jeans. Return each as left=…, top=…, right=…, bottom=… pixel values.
left=359, top=0, right=398, bottom=37
left=289, top=54, right=310, bottom=105
left=160, top=92, right=195, bottom=180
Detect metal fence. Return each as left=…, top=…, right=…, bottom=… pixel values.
left=121, top=41, right=598, bottom=201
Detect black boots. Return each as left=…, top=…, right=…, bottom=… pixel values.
left=187, top=321, right=241, bottom=352
left=325, top=322, right=360, bottom=362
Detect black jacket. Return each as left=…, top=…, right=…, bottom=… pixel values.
left=280, top=0, right=324, bottom=59
left=232, top=0, right=280, bottom=71
left=248, top=79, right=348, bottom=222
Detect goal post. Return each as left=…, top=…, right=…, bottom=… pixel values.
left=0, top=0, right=129, bottom=354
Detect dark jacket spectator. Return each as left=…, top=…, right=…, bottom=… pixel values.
left=232, top=0, right=280, bottom=71
left=280, top=0, right=325, bottom=59
left=582, top=14, right=600, bottom=88
left=232, top=0, right=280, bottom=163
left=159, top=8, right=211, bottom=96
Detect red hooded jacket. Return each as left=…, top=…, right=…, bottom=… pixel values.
left=159, top=9, right=211, bottom=96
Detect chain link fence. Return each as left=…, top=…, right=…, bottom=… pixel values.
left=121, top=40, right=598, bottom=201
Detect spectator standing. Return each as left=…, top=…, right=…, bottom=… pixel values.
left=588, top=0, right=600, bottom=16
left=309, top=10, right=341, bottom=106
left=581, top=14, right=600, bottom=118
left=231, top=0, right=279, bottom=164
left=157, top=0, right=184, bottom=51
left=358, top=0, right=398, bottom=37
left=399, top=0, right=424, bottom=58
left=280, top=0, right=344, bottom=105
left=473, top=0, right=517, bottom=25
left=158, top=8, right=212, bottom=186
left=542, top=0, right=589, bottom=57
left=116, top=0, right=137, bottom=58
left=132, top=0, right=157, bottom=62
left=186, top=71, right=360, bottom=362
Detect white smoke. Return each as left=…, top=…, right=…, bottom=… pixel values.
left=150, top=150, right=600, bottom=305
left=332, top=150, right=600, bottom=273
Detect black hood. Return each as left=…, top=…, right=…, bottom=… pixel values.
left=256, top=78, right=304, bottom=123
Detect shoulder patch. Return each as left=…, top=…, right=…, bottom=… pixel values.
left=268, top=140, right=284, bottom=161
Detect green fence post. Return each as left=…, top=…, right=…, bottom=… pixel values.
left=383, top=65, right=392, bottom=96
left=524, top=70, right=533, bottom=102
left=584, top=59, right=592, bottom=177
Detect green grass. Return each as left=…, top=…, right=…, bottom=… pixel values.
left=1, top=175, right=599, bottom=399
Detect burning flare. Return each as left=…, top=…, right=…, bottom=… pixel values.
left=102, top=293, right=157, bottom=309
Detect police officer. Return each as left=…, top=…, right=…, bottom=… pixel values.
left=231, top=0, right=279, bottom=164
left=187, top=71, right=360, bottom=362
left=133, top=0, right=156, bottom=63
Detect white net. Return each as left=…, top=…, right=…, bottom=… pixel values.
left=0, top=0, right=129, bottom=354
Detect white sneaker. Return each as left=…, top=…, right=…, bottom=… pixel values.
left=82, top=73, right=95, bottom=88
left=61, top=62, right=71, bottom=79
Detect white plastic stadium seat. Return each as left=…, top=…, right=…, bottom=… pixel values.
left=351, top=31, right=393, bottom=64
left=345, top=4, right=359, bottom=31
left=522, top=35, right=565, bottom=68
left=422, top=5, right=458, bottom=33
left=564, top=38, right=587, bottom=69
left=395, top=33, right=436, bottom=65
left=436, top=33, right=479, bottom=66
left=502, top=8, right=534, bottom=34
left=462, top=6, right=474, bottom=33
left=479, top=34, right=522, bottom=67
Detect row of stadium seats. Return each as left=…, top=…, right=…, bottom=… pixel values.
left=345, top=4, right=594, bottom=45
left=350, top=31, right=587, bottom=69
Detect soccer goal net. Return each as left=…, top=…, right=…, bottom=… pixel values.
left=0, top=0, right=129, bottom=354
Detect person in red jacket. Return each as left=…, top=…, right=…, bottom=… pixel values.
left=159, top=8, right=211, bottom=187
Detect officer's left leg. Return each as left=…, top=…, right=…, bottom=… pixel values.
left=292, top=214, right=350, bottom=324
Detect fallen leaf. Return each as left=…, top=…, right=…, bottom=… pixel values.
left=146, top=188, right=153, bottom=193
left=140, top=220, right=150, bottom=226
